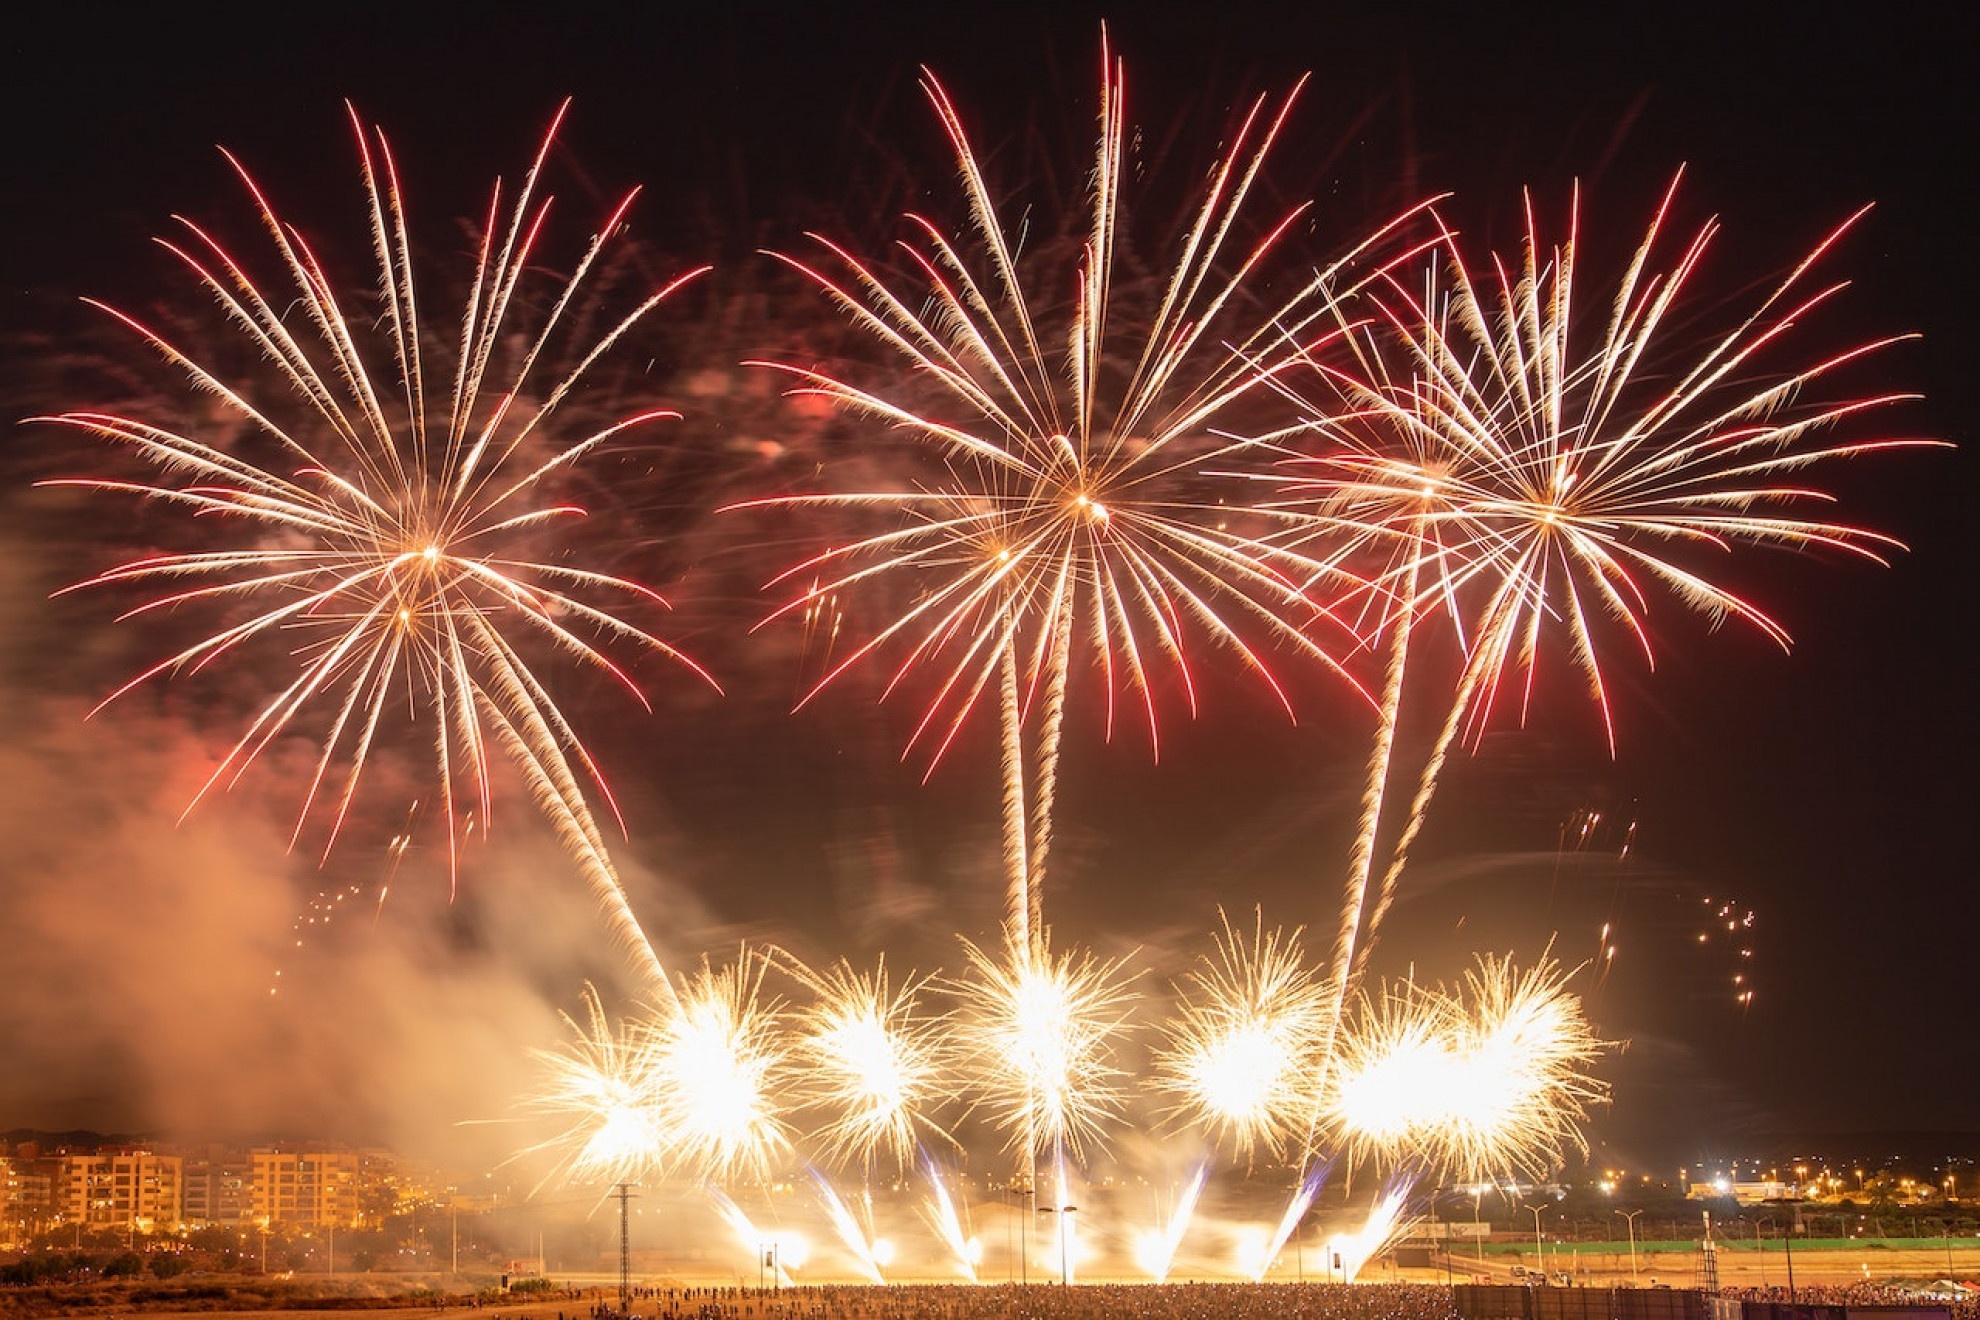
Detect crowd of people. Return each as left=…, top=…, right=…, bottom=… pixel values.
left=1720, top=1282, right=1975, bottom=1319
left=586, top=1281, right=1465, bottom=1320
left=480, top=1277, right=1980, bottom=1320
left=521, top=1277, right=1980, bottom=1320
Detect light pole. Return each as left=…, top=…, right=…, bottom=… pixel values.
left=1525, top=1204, right=1546, bottom=1280
left=1616, top=1210, right=1643, bottom=1284
left=1784, top=1210, right=1797, bottom=1302
left=1039, top=1204, right=1076, bottom=1285
left=1010, top=1171, right=1033, bottom=1286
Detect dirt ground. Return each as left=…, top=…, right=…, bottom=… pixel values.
left=5, top=1246, right=1974, bottom=1317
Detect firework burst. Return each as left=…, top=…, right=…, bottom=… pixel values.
left=1155, top=910, right=1332, bottom=1161
left=649, top=946, right=796, bottom=1183
left=1324, top=952, right=1605, bottom=1182
left=738, top=36, right=1428, bottom=961
left=1259, top=170, right=1933, bottom=1073
left=786, top=954, right=956, bottom=1172
left=521, top=983, right=669, bottom=1186
left=951, top=934, right=1137, bottom=1170
left=34, top=101, right=713, bottom=980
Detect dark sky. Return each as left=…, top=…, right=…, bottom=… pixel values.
left=1, top=2, right=1971, bottom=1179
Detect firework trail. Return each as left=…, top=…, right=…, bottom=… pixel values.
left=1259, top=170, right=1932, bottom=1113
left=706, top=1187, right=803, bottom=1285
left=917, top=1155, right=980, bottom=1283
left=1257, top=1158, right=1331, bottom=1281
left=1326, top=1180, right=1416, bottom=1283
left=738, top=35, right=1429, bottom=967
left=35, top=102, right=715, bottom=985
left=811, top=1170, right=887, bottom=1284
left=1131, top=1162, right=1207, bottom=1282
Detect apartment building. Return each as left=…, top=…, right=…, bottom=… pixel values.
left=247, top=1147, right=362, bottom=1229
left=2, top=1154, right=60, bottom=1246
left=180, top=1144, right=254, bottom=1226
left=59, top=1148, right=182, bottom=1231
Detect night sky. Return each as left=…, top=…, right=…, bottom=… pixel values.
left=1, top=3, right=1971, bottom=1179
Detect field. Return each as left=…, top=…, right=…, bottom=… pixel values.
left=2, top=1242, right=1976, bottom=1319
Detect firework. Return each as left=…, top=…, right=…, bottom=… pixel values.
left=522, top=948, right=795, bottom=1187
left=786, top=954, right=956, bottom=1171
left=521, top=983, right=669, bottom=1186
left=649, top=946, right=795, bottom=1183
left=738, top=37, right=1427, bottom=961
left=952, top=934, right=1136, bottom=1169
left=1155, top=910, right=1332, bottom=1160
left=1256, top=1158, right=1331, bottom=1282
left=1131, top=1163, right=1207, bottom=1282
left=811, top=1171, right=888, bottom=1284
left=1260, top=171, right=1931, bottom=1076
left=917, top=1157, right=981, bottom=1283
left=1325, top=1182, right=1415, bottom=1283
left=1324, top=953, right=1606, bottom=1183
left=35, top=102, right=713, bottom=981
left=707, top=1187, right=805, bottom=1285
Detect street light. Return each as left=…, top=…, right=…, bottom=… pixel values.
left=1039, top=1204, right=1077, bottom=1286
left=1009, top=1171, right=1034, bottom=1287
left=1524, top=1204, right=1546, bottom=1280
left=1616, top=1209, right=1643, bottom=1284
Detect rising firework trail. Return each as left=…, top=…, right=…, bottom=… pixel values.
left=707, top=1187, right=804, bottom=1285
left=1257, top=170, right=1935, bottom=1102
left=1258, top=1157, right=1330, bottom=1281
left=811, top=1170, right=888, bottom=1284
left=35, top=101, right=715, bottom=985
left=737, top=34, right=1429, bottom=968
left=1326, top=1180, right=1416, bottom=1283
left=1131, top=1162, right=1207, bottom=1282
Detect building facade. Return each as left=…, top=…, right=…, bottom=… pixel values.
left=248, top=1148, right=362, bottom=1229
left=59, top=1149, right=182, bottom=1232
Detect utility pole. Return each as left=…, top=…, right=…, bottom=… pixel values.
left=615, top=1183, right=634, bottom=1318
